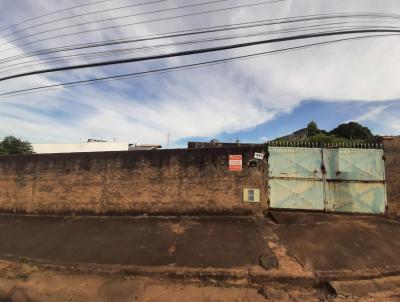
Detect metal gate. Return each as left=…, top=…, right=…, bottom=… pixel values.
left=268, top=146, right=387, bottom=214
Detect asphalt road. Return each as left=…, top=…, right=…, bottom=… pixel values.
left=0, top=213, right=399, bottom=275
left=272, top=212, right=400, bottom=273
left=0, top=215, right=273, bottom=268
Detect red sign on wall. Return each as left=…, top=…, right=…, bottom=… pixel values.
left=229, top=155, right=242, bottom=171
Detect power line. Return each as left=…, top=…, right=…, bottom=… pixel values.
left=0, top=0, right=287, bottom=52
left=0, top=22, right=379, bottom=72
left=1, top=0, right=233, bottom=44
left=0, top=0, right=117, bottom=34
left=0, top=23, right=397, bottom=74
left=0, top=33, right=397, bottom=98
left=1, top=12, right=398, bottom=71
left=0, top=14, right=328, bottom=65
left=0, top=17, right=273, bottom=64
left=1, top=0, right=167, bottom=40
left=1, top=12, right=398, bottom=66
left=1, top=28, right=400, bottom=82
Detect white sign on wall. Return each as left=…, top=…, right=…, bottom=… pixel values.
left=254, top=152, right=264, bottom=160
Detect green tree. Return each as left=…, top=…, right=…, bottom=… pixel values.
left=0, top=136, right=34, bottom=155
left=306, top=121, right=320, bottom=137
left=330, top=122, right=373, bottom=140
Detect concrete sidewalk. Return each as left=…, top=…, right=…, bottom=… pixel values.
left=0, top=213, right=399, bottom=282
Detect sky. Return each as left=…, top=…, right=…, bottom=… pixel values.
left=0, top=0, right=399, bottom=148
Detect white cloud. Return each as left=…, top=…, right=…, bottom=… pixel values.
left=354, top=105, right=391, bottom=123
left=351, top=103, right=400, bottom=135
left=0, top=0, right=399, bottom=145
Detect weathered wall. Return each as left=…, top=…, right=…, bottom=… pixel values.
left=383, top=137, right=400, bottom=216
left=0, top=147, right=266, bottom=215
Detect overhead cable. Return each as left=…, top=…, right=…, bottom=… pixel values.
left=1, top=28, right=400, bottom=82
left=1, top=0, right=167, bottom=39
left=0, top=0, right=117, bottom=34
left=0, top=23, right=397, bottom=74
left=0, top=0, right=287, bottom=51
left=1, top=12, right=398, bottom=65
left=0, top=33, right=397, bottom=98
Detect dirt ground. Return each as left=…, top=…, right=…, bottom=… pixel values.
left=0, top=262, right=399, bottom=302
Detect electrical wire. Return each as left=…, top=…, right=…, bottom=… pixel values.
left=1, top=12, right=399, bottom=66
left=0, top=23, right=397, bottom=74
left=1, top=0, right=167, bottom=39
left=0, top=14, right=330, bottom=65
left=0, top=22, right=364, bottom=71
left=0, top=33, right=397, bottom=99
left=0, top=0, right=287, bottom=51
left=1, top=28, right=400, bottom=82
left=0, top=0, right=117, bottom=34
left=0, top=17, right=276, bottom=64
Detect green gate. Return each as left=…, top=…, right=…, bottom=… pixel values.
left=268, top=146, right=387, bottom=214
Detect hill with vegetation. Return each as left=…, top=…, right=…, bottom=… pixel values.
left=275, top=121, right=381, bottom=145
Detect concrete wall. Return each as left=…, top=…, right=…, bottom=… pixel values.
left=0, top=147, right=266, bottom=215
left=383, top=137, right=400, bottom=216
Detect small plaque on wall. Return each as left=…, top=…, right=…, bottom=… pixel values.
left=243, top=188, right=260, bottom=203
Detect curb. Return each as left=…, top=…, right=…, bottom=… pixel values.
left=1, top=254, right=400, bottom=286
left=0, top=254, right=315, bottom=286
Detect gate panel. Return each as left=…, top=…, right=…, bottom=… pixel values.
left=325, top=182, right=386, bottom=213
left=269, top=147, right=322, bottom=178
left=323, top=148, right=386, bottom=214
left=269, top=179, right=325, bottom=210
left=269, top=147, right=324, bottom=210
left=337, top=149, right=385, bottom=181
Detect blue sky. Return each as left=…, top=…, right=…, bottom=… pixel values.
left=0, top=0, right=399, bottom=147
left=177, top=100, right=400, bottom=147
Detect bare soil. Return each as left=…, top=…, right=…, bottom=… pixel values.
left=0, top=262, right=399, bottom=302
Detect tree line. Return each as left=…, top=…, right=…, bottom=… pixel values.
left=0, top=136, right=34, bottom=155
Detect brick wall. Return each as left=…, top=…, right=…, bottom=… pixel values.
left=383, top=137, right=400, bottom=216
left=0, top=147, right=267, bottom=215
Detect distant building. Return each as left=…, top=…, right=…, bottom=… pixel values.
left=128, top=144, right=162, bottom=151
left=33, top=140, right=163, bottom=154
left=33, top=139, right=130, bottom=154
